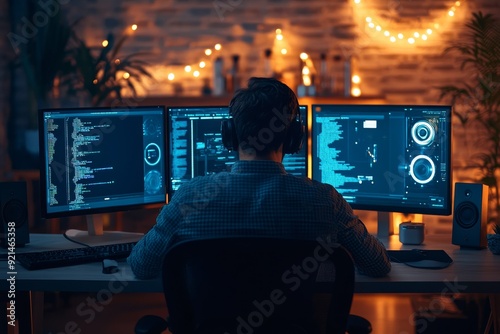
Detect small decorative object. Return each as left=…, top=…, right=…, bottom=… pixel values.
left=487, top=224, right=500, bottom=255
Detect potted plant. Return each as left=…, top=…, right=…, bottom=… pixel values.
left=487, top=224, right=500, bottom=255
left=438, top=12, right=500, bottom=227
left=69, top=32, right=153, bottom=107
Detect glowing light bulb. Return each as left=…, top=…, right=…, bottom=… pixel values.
left=376, top=25, right=381, bottom=31
left=414, top=32, right=420, bottom=38
left=281, top=48, right=287, bottom=55
left=365, top=17, right=372, bottom=23
left=302, top=66, right=310, bottom=75
left=193, top=71, right=200, bottom=77
left=300, top=52, right=309, bottom=60
left=276, top=34, right=283, bottom=41
left=276, top=28, right=282, bottom=34
left=368, top=22, right=375, bottom=28
left=384, top=31, right=390, bottom=37
left=184, top=65, right=192, bottom=72
left=390, top=36, right=396, bottom=42
left=114, top=59, right=120, bottom=65
left=205, top=49, right=212, bottom=56
left=352, top=75, right=361, bottom=84
left=214, top=44, right=222, bottom=51
left=352, top=87, right=361, bottom=97
left=131, top=24, right=138, bottom=31
left=408, top=38, right=415, bottom=44
left=102, top=40, right=109, bottom=47
left=455, top=1, right=461, bottom=6
left=123, top=72, right=130, bottom=79
left=354, top=0, right=361, bottom=4
left=199, top=61, right=206, bottom=68
left=398, top=33, right=404, bottom=39
left=167, top=73, right=175, bottom=81
left=427, top=29, right=433, bottom=35
left=448, top=10, right=455, bottom=17
left=422, top=34, right=428, bottom=40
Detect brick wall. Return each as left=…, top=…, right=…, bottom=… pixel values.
left=8, top=0, right=500, bottom=230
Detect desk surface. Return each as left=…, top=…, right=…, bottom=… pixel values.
left=1, top=233, right=499, bottom=294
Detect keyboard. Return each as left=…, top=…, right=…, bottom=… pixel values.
left=16, top=242, right=137, bottom=270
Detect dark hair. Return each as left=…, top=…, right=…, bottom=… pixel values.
left=229, top=77, right=299, bottom=155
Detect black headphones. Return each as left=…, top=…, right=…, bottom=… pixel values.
left=221, top=106, right=305, bottom=154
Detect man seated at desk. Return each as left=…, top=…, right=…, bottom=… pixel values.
left=127, top=77, right=391, bottom=279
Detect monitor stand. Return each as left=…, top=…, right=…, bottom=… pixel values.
left=377, top=212, right=423, bottom=237
left=64, top=214, right=144, bottom=246
left=377, top=211, right=394, bottom=237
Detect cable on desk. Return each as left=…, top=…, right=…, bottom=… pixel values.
left=63, top=230, right=93, bottom=248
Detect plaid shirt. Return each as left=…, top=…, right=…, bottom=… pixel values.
left=128, top=160, right=391, bottom=279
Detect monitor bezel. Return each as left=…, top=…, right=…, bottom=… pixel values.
left=311, top=104, right=453, bottom=216
left=38, top=105, right=168, bottom=219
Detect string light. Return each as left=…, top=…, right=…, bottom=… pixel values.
left=167, top=73, right=175, bottom=81
left=131, top=24, right=138, bottom=31
left=214, top=43, right=222, bottom=51
left=184, top=65, right=192, bottom=73
left=354, top=0, right=464, bottom=45
left=123, top=72, right=130, bottom=79
left=101, top=40, right=109, bottom=47
left=204, top=49, right=212, bottom=56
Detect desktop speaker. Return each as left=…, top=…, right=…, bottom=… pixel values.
left=0, top=181, right=30, bottom=247
left=452, top=182, right=488, bottom=249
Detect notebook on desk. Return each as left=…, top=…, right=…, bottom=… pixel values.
left=387, top=249, right=453, bottom=269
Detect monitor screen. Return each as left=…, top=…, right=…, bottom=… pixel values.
left=168, top=105, right=308, bottom=197
left=39, top=106, right=167, bottom=219
left=311, top=104, right=452, bottom=215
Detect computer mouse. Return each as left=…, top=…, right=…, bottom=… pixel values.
left=102, top=259, right=119, bottom=274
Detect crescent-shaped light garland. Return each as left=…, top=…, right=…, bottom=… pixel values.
left=353, top=0, right=465, bottom=45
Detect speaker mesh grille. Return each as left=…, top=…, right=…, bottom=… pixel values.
left=455, top=201, right=478, bottom=228
left=2, top=199, right=27, bottom=228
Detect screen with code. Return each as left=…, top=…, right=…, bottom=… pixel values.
left=311, top=104, right=452, bottom=215
left=39, top=106, right=167, bottom=218
left=168, top=106, right=308, bottom=197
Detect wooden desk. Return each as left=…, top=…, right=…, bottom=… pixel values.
left=2, top=233, right=499, bottom=333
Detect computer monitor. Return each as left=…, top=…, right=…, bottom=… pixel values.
left=311, top=104, right=452, bottom=219
left=38, top=105, right=167, bottom=237
left=168, top=105, right=308, bottom=197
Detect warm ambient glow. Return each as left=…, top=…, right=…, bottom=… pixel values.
left=354, top=0, right=464, bottom=44
left=131, top=24, right=138, bottom=31
left=193, top=70, right=200, bottom=77
left=199, top=61, right=206, bottom=68
left=167, top=73, right=175, bottom=81
left=300, top=52, right=309, bottom=60
left=281, top=48, right=287, bottom=55
left=184, top=65, right=192, bottom=72
left=214, top=43, right=222, bottom=51
left=352, top=75, right=361, bottom=84
left=276, top=34, right=283, bottom=41
left=205, top=49, right=212, bottom=56
left=351, top=87, right=361, bottom=97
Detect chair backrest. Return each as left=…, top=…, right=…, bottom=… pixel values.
left=161, top=237, right=355, bottom=334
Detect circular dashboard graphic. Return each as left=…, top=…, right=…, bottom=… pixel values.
left=144, top=143, right=161, bottom=166
left=144, top=170, right=163, bottom=195
left=411, top=120, right=436, bottom=146
left=409, top=155, right=435, bottom=184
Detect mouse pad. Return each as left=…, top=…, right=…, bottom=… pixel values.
left=387, top=250, right=453, bottom=269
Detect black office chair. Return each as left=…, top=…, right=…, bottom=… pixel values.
left=134, top=237, right=372, bottom=334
